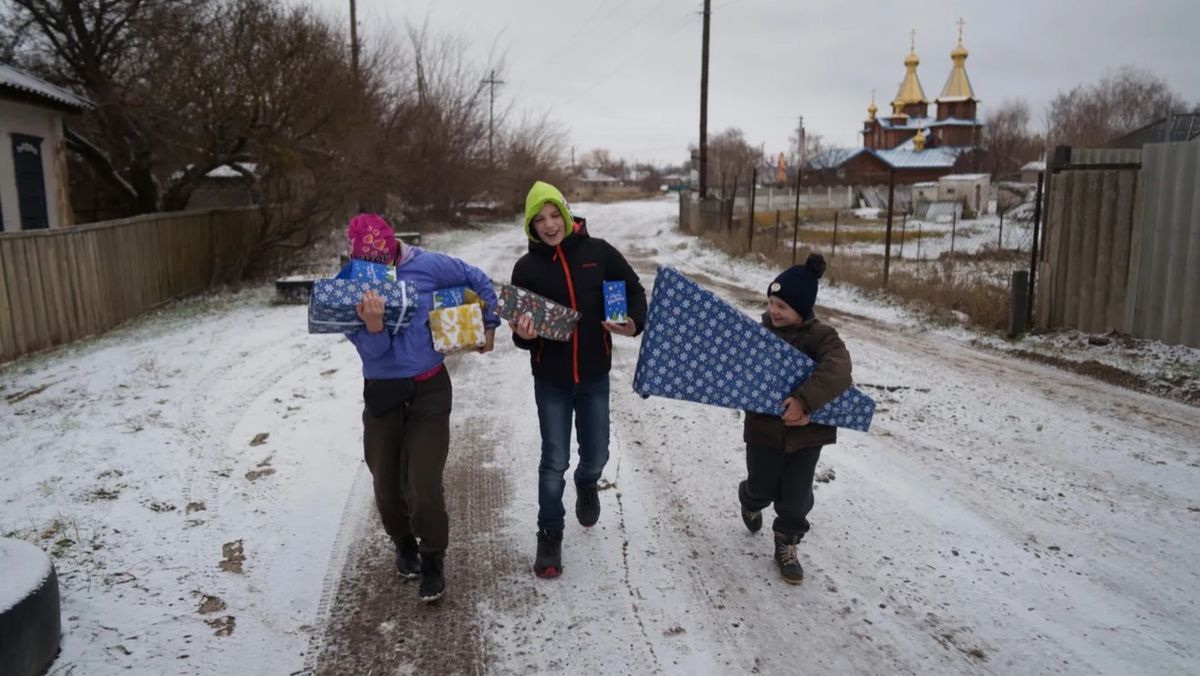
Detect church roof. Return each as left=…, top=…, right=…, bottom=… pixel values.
left=937, top=23, right=976, bottom=102
left=809, top=145, right=968, bottom=171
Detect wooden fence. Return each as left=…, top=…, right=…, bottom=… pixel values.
left=0, top=207, right=262, bottom=364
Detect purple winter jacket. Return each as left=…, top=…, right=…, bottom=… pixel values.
left=347, top=247, right=499, bottom=379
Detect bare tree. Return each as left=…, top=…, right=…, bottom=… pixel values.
left=495, top=112, right=571, bottom=212
left=706, top=127, right=759, bottom=195
left=1046, top=66, right=1191, bottom=147
left=581, top=148, right=625, bottom=179
left=981, top=99, right=1043, bottom=177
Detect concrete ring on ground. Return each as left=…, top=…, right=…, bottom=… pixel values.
left=0, top=537, right=61, bottom=676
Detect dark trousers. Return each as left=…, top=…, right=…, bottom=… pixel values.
left=739, top=443, right=823, bottom=540
left=533, top=374, right=610, bottom=531
left=362, top=368, right=453, bottom=553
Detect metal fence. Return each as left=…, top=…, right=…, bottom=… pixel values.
left=1037, top=141, right=1200, bottom=347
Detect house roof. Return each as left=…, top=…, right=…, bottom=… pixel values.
left=580, top=169, right=620, bottom=183
left=941, top=173, right=990, bottom=181
left=876, top=116, right=980, bottom=132
left=811, top=145, right=966, bottom=171
left=876, top=146, right=963, bottom=169
left=0, top=63, right=90, bottom=111
left=1020, top=160, right=1046, bottom=172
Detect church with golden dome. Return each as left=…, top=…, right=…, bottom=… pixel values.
left=863, top=22, right=983, bottom=152
left=810, top=21, right=984, bottom=185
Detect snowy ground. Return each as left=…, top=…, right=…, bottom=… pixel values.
left=2, top=197, right=1199, bottom=675
left=792, top=213, right=1037, bottom=260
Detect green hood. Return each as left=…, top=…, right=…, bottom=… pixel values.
left=523, top=181, right=575, bottom=242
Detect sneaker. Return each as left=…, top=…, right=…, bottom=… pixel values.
left=534, top=529, right=563, bottom=578
left=773, top=533, right=804, bottom=585
left=419, top=552, right=445, bottom=602
left=394, top=536, right=421, bottom=580
left=576, top=484, right=601, bottom=527
left=741, top=508, right=763, bottom=534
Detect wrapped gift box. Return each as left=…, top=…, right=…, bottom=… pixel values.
left=307, top=278, right=417, bottom=335
left=344, top=259, right=396, bottom=282
left=604, top=280, right=628, bottom=323
left=429, top=303, right=487, bottom=353
left=496, top=283, right=581, bottom=342
left=432, top=285, right=484, bottom=310
left=632, top=267, right=874, bottom=432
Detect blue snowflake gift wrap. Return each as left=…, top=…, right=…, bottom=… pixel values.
left=632, top=267, right=875, bottom=432
left=307, top=278, right=418, bottom=335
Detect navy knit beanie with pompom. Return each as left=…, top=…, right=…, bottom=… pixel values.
left=767, top=253, right=827, bottom=320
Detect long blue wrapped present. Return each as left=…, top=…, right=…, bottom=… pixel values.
left=307, top=277, right=418, bottom=335
left=632, top=267, right=874, bottom=432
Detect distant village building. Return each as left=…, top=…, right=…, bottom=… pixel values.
left=814, top=22, right=983, bottom=185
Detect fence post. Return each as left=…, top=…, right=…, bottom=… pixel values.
left=728, top=172, right=740, bottom=233
left=774, top=210, right=781, bottom=248
left=998, top=210, right=1005, bottom=249
left=792, top=169, right=802, bottom=264
left=1028, top=170, right=1046, bottom=326
left=747, top=167, right=757, bottom=253
left=1009, top=270, right=1029, bottom=337
left=832, top=211, right=839, bottom=259
left=950, top=207, right=958, bottom=270
left=899, top=213, right=907, bottom=258
left=917, top=218, right=923, bottom=261
left=883, top=168, right=896, bottom=288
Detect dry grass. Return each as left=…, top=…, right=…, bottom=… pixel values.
left=580, top=190, right=664, bottom=204
left=693, top=224, right=1011, bottom=332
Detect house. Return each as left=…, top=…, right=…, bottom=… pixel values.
left=188, top=162, right=259, bottom=209
left=1020, top=160, right=1046, bottom=184
left=937, top=173, right=991, bottom=215
left=806, top=135, right=964, bottom=185
left=0, top=63, right=90, bottom=231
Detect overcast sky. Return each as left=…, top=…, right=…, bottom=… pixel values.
left=309, top=0, right=1200, bottom=166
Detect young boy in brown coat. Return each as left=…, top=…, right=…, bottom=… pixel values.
left=740, top=253, right=852, bottom=584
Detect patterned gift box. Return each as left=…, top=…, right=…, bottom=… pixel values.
left=429, top=303, right=487, bottom=353
left=604, top=280, right=628, bottom=323
left=432, top=285, right=483, bottom=310
left=632, top=267, right=875, bottom=432
left=307, top=278, right=417, bottom=335
left=496, top=283, right=581, bottom=342
left=343, top=259, right=396, bottom=282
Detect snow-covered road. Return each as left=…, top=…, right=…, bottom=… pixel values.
left=2, top=198, right=1198, bottom=675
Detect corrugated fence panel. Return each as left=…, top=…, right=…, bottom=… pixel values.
left=1074, top=148, right=1143, bottom=165
left=1137, top=142, right=1200, bottom=346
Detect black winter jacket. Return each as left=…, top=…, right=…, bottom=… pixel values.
left=510, top=222, right=647, bottom=384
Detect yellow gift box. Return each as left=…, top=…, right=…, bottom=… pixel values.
left=429, top=303, right=486, bottom=353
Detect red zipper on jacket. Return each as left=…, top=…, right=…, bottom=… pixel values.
left=554, top=245, right=581, bottom=384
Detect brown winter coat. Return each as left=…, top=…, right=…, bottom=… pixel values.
left=743, top=314, right=853, bottom=451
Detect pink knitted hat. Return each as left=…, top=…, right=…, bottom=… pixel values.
left=347, top=213, right=399, bottom=264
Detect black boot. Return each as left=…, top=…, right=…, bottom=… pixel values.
left=394, top=535, right=421, bottom=580
left=534, top=529, right=563, bottom=578
left=419, top=551, right=445, bottom=602
left=741, top=507, right=762, bottom=533
left=773, top=532, right=804, bottom=585
left=576, top=484, right=601, bottom=527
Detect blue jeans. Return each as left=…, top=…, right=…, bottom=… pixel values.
left=534, top=374, right=611, bottom=531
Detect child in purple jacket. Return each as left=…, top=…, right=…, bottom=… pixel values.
left=346, top=214, right=499, bottom=603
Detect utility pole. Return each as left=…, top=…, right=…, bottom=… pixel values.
left=349, top=0, right=360, bottom=83
left=698, top=0, right=712, bottom=197
left=481, top=70, right=505, bottom=168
